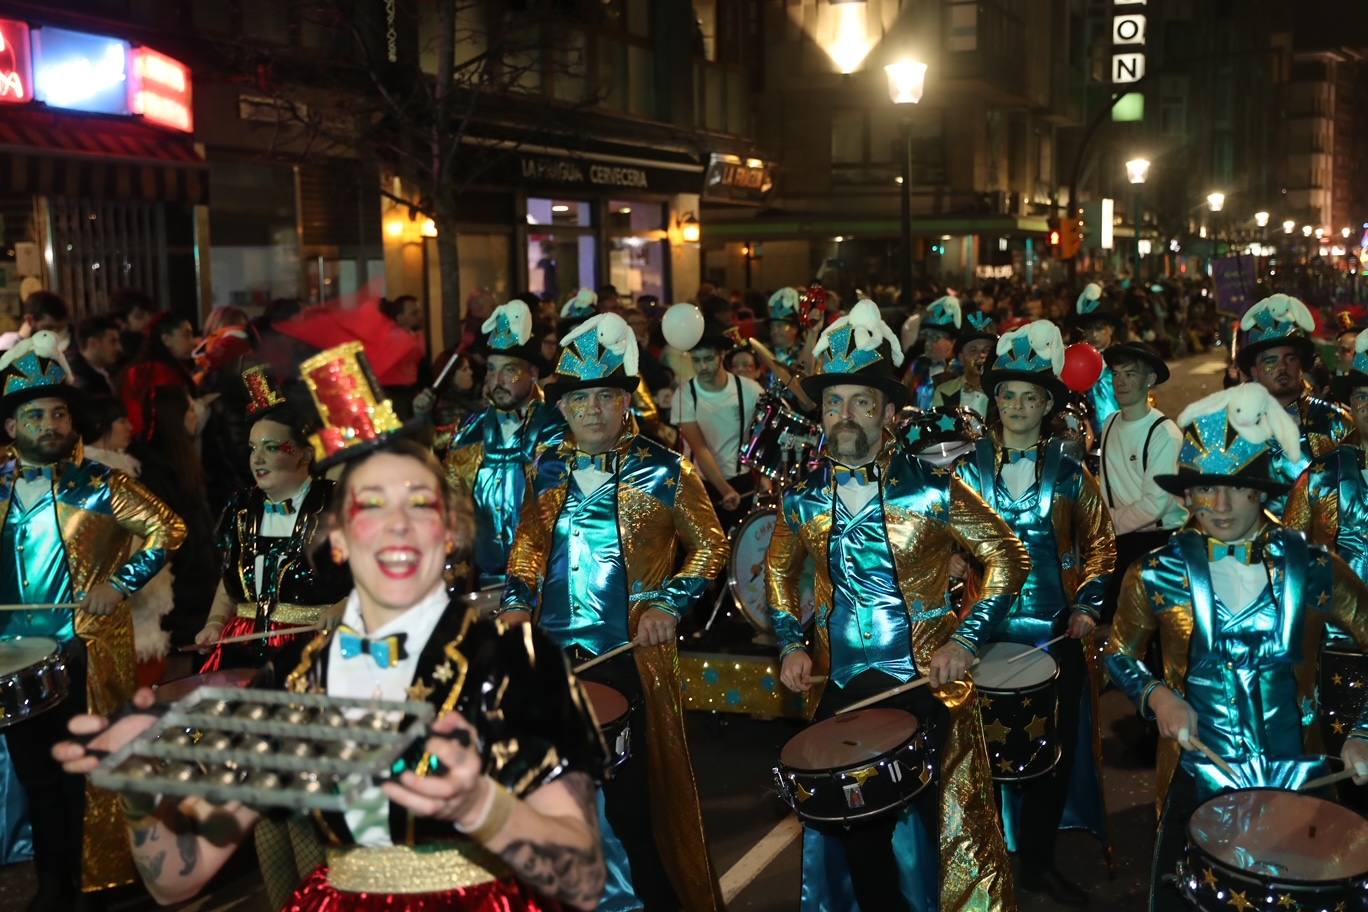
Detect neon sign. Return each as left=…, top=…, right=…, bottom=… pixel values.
left=0, top=19, right=31, bottom=104
left=31, top=26, right=130, bottom=115
left=129, top=46, right=192, bottom=131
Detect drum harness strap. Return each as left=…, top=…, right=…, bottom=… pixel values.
left=690, top=374, right=746, bottom=479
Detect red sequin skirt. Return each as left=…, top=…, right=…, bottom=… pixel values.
left=200, top=616, right=316, bottom=673
left=284, top=865, right=564, bottom=911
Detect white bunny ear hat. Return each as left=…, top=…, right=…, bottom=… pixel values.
left=549, top=312, right=641, bottom=401
left=800, top=299, right=910, bottom=406
left=1157, top=381, right=1302, bottom=496
left=1235, top=292, right=1319, bottom=374
left=0, top=330, right=82, bottom=419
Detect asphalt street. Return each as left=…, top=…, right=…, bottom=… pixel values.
left=0, top=346, right=1232, bottom=912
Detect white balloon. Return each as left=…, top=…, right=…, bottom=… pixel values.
left=662, top=302, right=705, bottom=351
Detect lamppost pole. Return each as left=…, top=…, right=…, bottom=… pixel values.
left=1126, top=158, right=1150, bottom=283
left=886, top=59, right=926, bottom=309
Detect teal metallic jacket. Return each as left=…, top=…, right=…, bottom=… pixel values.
left=1267, top=393, right=1353, bottom=513
left=444, top=395, right=565, bottom=587
left=954, top=436, right=1115, bottom=645
left=1286, top=443, right=1368, bottom=581
left=1105, top=524, right=1368, bottom=810
left=1087, top=365, right=1118, bottom=436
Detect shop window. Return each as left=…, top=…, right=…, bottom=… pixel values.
left=607, top=201, right=664, bottom=232
left=629, top=45, right=654, bottom=117
left=527, top=198, right=593, bottom=227
left=551, top=29, right=590, bottom=103
left=528, top=232, right=596, bottom=303
left=608, top=237, right=665, bottom=305
left=599, top=38, right=628, bottom=112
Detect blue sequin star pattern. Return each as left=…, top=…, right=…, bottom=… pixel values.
left=821, top=325, right=883, bottom=374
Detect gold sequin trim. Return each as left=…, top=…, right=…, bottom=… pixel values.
left=325, top=843, right=507, bottom=894
left=235, top=602, right=325, bottom=625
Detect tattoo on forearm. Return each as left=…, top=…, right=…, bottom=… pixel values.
left=131, top=821, right=159, bottom=848
left=496, top=773, right=605, bottom=908
left=134, top=849, right=166, bottom=882
left=176, top=830, right=199, bottom=877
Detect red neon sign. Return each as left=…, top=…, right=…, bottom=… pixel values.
left=0, top=19, right=32, bottom=105
left=128, top=46, right=192, bottom=131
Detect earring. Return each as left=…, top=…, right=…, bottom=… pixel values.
left=331, top=546, right=345, bottom=565
left=445, top=540, right=456, bottom=556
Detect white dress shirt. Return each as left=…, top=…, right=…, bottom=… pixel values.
left=253, top=480, right=310, bottom=596
left=1208, top=554, right=1269, bottom=617
left=999, top=455, right=1037, bottom=502
left=834, top=465, right=879, bottom=515
left=327, top=583, right=450, bottom=847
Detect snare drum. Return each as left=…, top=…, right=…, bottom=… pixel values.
left=0, top=637, right=69, bottom=728
left=1320, top=636, right=1367, bottom=757
left=728, top=507, right=816, bottom=635
left=741, top=395, right=821, bottom=483
left=1181, top=788, right=1368, bottom=912
left=974, top=642, right=1062, bottom=782
left=773, top=708, right=934, bottom=824
left=582, top=681, right=631, bottom=772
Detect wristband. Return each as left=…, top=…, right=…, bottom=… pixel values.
left=454, top=779, right=515, bottom=844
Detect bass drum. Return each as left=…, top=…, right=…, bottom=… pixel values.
left=729, top=507, right=816, bottom=636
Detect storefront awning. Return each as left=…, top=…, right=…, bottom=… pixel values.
left=0, top=110, right=208, bottom=205
left=702, top=214, right=1052, bottom=240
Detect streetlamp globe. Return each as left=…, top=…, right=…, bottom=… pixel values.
left=1125, top=158, right=1150, bottom=184
left=1343, top=227, right=1353, bottom=239
left=885, top=60, right=928, bottom=105
left=1206, top=192, right=1225, bottom=212
left=1254, top=211, right=1270, bottom=228
left=1282, top=219, right=1296, bottom=234
left=1302, top=225, right=1314, bottom=237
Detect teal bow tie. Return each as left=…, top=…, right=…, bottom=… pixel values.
left=833, top=463, right=875, bottom=486
left=337, top=624, right=408, bottom=668
left=1005, top=448, right=1038, bottom=465
left=263, top=498, right=296, bottom=516
left=1208, top=540, right=1259, bottom=564
left=18, top=465, right=54, bottom=483
left=572, top=452, right=612, bottom=472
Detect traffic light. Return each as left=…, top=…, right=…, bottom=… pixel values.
left=1048, top=217, right=1061, bottom=248
left=1059, top=216, right=1084, bottom=260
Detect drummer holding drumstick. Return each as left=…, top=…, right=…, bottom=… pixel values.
left=1106, top=382, right=1368, bottom=912
left=768, top=300, right=1030, bottom=912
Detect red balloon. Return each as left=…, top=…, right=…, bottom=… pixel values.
left=1061, top=342, right=1104, bottom=393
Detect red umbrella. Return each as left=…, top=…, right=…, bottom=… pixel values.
left=276, top=297, right=425, bottom=387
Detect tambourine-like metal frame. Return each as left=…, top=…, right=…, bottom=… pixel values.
left=92, top=687, right=435, bottom=813
left=0, top=642, right=69, bottom=729
left=773, top=728, right=935, bottom=825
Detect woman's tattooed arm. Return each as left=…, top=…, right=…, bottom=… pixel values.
left=489, top=772, right=606, bottom=911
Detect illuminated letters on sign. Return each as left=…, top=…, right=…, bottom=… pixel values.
left=1112, top=14, right=1146, bottom=45
left=0, top=19, right=31, bottom=104
left=1112, top=53, right=1145, bottom=83
left=31, top=26, right=130, bottom=115
left=129, top=46, right=192, bottom=131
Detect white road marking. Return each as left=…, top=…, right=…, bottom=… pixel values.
left=1188, top=360, right=1230, bottom=376
left=720, top=814, right=803, bottom=903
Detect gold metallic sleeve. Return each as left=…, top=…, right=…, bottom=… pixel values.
left=503, top=482, right=555, bottom=613
left=633, top=379, right=660, bottom=425
left=109, top=470, right=186, bottom=556
left=1075, top=467, right=1118, bottom=595
left=1284, top=469, right=1336, bottom=544
left=947, top=475, right=1029, bottom=602
left=671, top=457, right=728, bottom=583
left=764, top=500, right=811, bottom=653
left=444, top=440, right=483, bottom=496
left=1327, top=551, right=1368, bottom=650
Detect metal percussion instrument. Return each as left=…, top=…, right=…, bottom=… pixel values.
left=974, top=641, right=1062, bottom=782
left=0, top=637, right=69, bottom=728
left=462, top=588, right=503, bottom=619
left=1180, top=787, right=1368, bottom=911
left=93, top=687, right=435, bottom=813
left=740, top=394, right=822, bottom=484
left=773, top=708, right=934, bottom=824
left=727, top=506, right=817, bottom=637
left=153, top=668, right=260, bottom=704
left=582, top=680, right=631, bottom=772
left=1320, top=635, right=1367, bottom=758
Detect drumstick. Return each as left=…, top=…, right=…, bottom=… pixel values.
left=0, top=603, right=79, bottom=611
left=1299, top=768, right=1359, bottom=792
left=835, top=658, right=982, bottom=714
left=1007, top=634, right=1068, bottom=663
left=1188, top=736, right=1239, bottom=781
left=177, top=624, right=322, bottom=652
left=573, top=642, right=636, bottom=673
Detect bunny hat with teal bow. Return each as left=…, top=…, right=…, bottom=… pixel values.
left=1235, top=293, right=1317, bottom=375
left=482, top=299, right=550, bottom=373
left=954, top=309, right=998, bottom=355
left=800, top=299, right=908, bottom=405
left=1155, top=382, right=1303, bottom=496
left=0, top=331, right=81, bottom=420
left=1068, top=282, right=1124, bottom=335
left=768, top=287, right=801, bottom=326
left=922, top=294, right=963, bottom=335
left=549, top=312, right=640, bottom=401
left=981, top=319, right=1069, bottom=408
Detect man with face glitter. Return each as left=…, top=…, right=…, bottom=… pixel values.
left=932, top=310, right=997, bottom=418
left=0, top=332, right=185, bottom=908
left=1107, top=381, right=1368, bottom=912
left=906, top=294, right=963, bottom=410
left=1068, top=283, right=1125, bottom=437
left=768, top=299, right=1028, bottom=912
left=953, top=319, right=1115, bottom=907
left=501, top=311, right=728, bottom=911
left=444, top=299, right=565, bottom=590
left=1236, top=293, right=1353, bottom=515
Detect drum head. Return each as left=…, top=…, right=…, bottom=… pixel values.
left=0, top=637, right=58, bottom=673
left=974, top=642, right=1059, bottom=690
left=781, top=708, right=919, bottom=772
left=582, top=680, right=629, bottom=728
left=728, top=508, right=816, bottom=634
left=154, top=668, right=259, bottom=704
left=1189, top=788, right=1368, bottom=883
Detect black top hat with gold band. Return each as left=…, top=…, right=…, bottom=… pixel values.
left=800, top=299, right=908, bottom=405
left=0, top=331, right=83, bottom=420
left=298, top=342, right=423, bottom=469
left=242, top=365, right=289, bottom=422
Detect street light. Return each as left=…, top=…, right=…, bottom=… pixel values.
left=1343, top=227, right=1353, bottom=239
left=1283, top=219, right=1296, bottom=234
left=1254, top=211, right=1270, bottom=228
left=1125, top=159, right=1150, bottom=280
left=886, top=58, right=927, bottom=308
left=1207, top=192, right=1225, bottom=212
left=1302, top=225, right=1314, bottom=237
left=1125, top=158, right=1150, bottom=184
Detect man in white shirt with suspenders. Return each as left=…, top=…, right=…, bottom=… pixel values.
left=1098, top=341, right=1187, bottom=623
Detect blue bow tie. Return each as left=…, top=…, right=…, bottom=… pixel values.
left=1005, top=448, right=1038, bottom=465
left=1208, top=540, right=1259, bottom=564
left=263, top=498, right=296, bottom=516
left=18, top=465, right=54, bottom=483
left=572, top=452, right=612, bottom=472
left=337, top=624, right=408, bottom=669
left=833, top=463, right=875, bottom=486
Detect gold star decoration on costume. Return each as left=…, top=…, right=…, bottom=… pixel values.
left=1227, top=889, right=1252, bottom=912
left=634, top=446, right=650, bottom=462
left=433, top=662, right=455, bottom=683
left=1276, top=894, right=1296, bottom=910
left=982, top=719, right=1009, bottom=744
left=664, top=476, right=677, bottom=489
left=1202, top=867, right=1218, bottom=889
left=1334, top=673, right=1345, bottom=686
left=1024, top=715, right=1048, bottom=740
left=794, top=480, right=807, bottom=492
left=1333, top=719, right=1346, bottom=735
left=1152, top=593, right=1166, bottom=606
left=979, top=695, right=994, bottom=709
left=996, top=757, right=1015, bottom=774
left=1317, top=591, right=1329, bottom=606
left=1316, top=555, right=1329, bottom=567
left=932, top=466, right=950, bottom=476
left=451, top=561, right=472, bottom=578
left=1147, top=558, right=1160, bottom=568
left=887, top=476, right=900, bottom=488
left=1021, top=697, right=1032, bottom=710
left=407, top=680, right=434, bottom=701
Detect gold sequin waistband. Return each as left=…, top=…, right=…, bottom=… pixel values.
left=235, top=602, right=325, bottom=626
left=325, top=843, right=507, bottom=894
